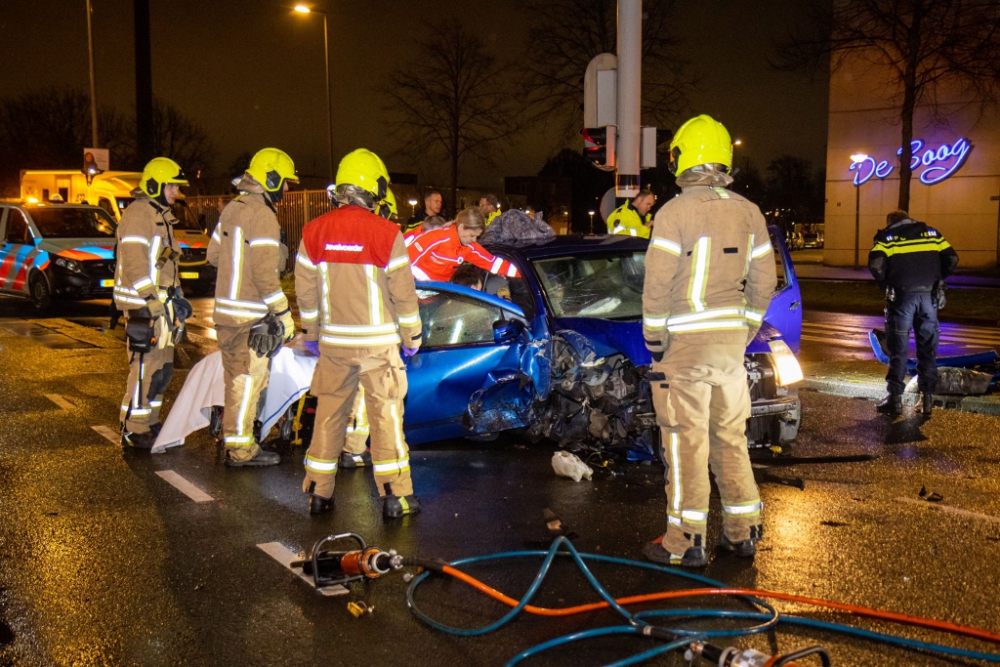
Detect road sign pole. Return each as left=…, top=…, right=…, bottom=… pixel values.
left=615, top=0, right=641, bottom=198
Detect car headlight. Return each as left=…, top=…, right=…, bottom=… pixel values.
left=768, top=339, right=803, bottom=386
left=54, top=257, right=84, bottom=274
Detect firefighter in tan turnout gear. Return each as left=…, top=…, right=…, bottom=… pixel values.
left=208, top=148, right=298, bottom=467
left=295, top=148, right=422, bottom=518
left=115, top=157, right=193, bottom=451
left=642, top=115, right=777, bottom=568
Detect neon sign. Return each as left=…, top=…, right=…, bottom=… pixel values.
left=849, top=138, right=973, bottom=186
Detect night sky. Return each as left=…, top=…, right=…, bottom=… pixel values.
left=0, top=0, right=829, bottom=187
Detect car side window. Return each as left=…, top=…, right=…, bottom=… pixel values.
left=769, top=233, right=788, bottom=290
left=418, top=289, right=505, bottom=348
left=5, top=209, right=29, bottom=244
left=98, top=198, right=117, bottom=218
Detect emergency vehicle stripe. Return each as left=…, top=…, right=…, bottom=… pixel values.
left=643, top=315, right=667, bottom=330
left=398, top=312, right=420, bottom=326
left=669, top=319, right=748, bottom=333
left=651, top=238, right=681, bottom=255
left=688, top=236, right=710, bottom=312
left=751, top=241, right=772, bottom=259
left=120, top=236, right=150, bottom=246
left=387, top=255, right=410, bottom=272
left=229, top=227, right=244, bottom=300
left=297, top=253, right=317, bottom=270
left=249, top=238, right=280, bottom=248
left=320, top=333, right=401, bottom=346
left=365, top=264, right=382, bottom=326
left=321, top=323, right=398, bottom=334
left=304, top=456, right=338, bottom=474
left=722, top=500, right=763, bottom=516
left=667, top=307, right=745, bottom=326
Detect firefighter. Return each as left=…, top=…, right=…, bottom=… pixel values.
left=869, top=210, right=958, bottom=416
left=608, top=190, right=656, bottom=238
left=407, top=207, right=519, bottom=282
left=295, top=148, right=422, bottom=518
left=209, top=148, right=298, bottom=467
left=642, top=115, right=777, bottom=568
left=115, top=157, right=192, bottom=451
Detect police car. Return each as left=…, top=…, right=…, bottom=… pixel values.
left=0, top=201, right=118, bottom=309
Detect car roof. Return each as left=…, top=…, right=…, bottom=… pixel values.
left=487, top=234, right=649, bottom=260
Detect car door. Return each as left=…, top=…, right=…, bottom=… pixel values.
left=403, top=282, right=548, bottom=445
left=762, top=226, right=802, bottom=354
left=0, top=208, right=34, bottom=295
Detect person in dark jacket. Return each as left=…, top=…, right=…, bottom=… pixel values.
left=868, top=210, right=959, bottom=416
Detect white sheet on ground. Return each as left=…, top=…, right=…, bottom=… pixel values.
left=152, top=347, right=318, bottom=454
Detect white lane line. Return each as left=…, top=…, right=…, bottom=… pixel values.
left=92, top=425, right=120, bottom=444
left=256, top=542, right=349, bottom=597
left=45, top=394, right=75, bottom=410
left=895, top=497, right=1000, bottom=526
left=155, top=470, right=215, bottom=502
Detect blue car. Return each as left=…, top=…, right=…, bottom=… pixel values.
left=401, top=228, right=803, bottom=457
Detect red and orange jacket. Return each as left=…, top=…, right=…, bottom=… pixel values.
left=407, top=225, right=519, bottom=282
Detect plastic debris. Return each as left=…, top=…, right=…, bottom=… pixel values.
left=905, top=367, right=993, bottom=396
left=919, top=485, right=943, bottom=503
left=347, top=601, right=374, bottom=618
left=551, top=451, right=593, bottom=482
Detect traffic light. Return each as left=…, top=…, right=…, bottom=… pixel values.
left=582, top=125, right=616, bottom=171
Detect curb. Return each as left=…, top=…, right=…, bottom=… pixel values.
left=802, top=377, right=1000, bottom=417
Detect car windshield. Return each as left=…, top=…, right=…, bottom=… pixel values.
left=171, top=201, right=203, bottom=231
left=532, top=251, right=646, bottom=320
left=27, top=207, right=116, bottom=239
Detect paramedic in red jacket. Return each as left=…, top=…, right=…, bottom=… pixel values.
left=407, top=207, right=519, bottom=282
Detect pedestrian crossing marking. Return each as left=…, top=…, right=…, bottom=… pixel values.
left=257, top=542, right=349, bottom=597
left=155, top=470, right=215, bottom=502
left=45, top=394, right=75, bottom=410
left=91, top=425, right=120, bottom=444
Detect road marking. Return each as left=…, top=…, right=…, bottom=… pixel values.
left=256, top=542, right=349, bottom=597
left=45, top=394, right=75, bottom=410
left=155, top=470, right=215, bottom=502
left=92, top=425, right=120, bottom=444
left=895, top=497, right=1000, bottom=525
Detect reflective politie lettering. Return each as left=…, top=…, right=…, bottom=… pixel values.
left=848, top=138, right=972, bottom=186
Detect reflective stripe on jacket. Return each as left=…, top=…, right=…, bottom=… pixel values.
left=608, top=203, right=651, bottom=239
left=295, top=205, right=422, bottom=351
left=868, top=219, right=958, bottom=290
left=642, top=185, right=776, bottom=351
left=407, top=225, right=519, bottom=282
left=114, top=196, right=180, bottom=309
left=209, top=189, right=288, bottom=326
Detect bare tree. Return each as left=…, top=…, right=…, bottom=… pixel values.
left=776, top=0, right=1000, bottom=210
left=147, top=100, right=216, bottom=178
left=520, top=0, right=695, bottom=136
left=383, top=21, right=522, bottom=211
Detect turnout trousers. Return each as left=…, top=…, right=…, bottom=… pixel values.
left=652, top=339, right=762, bottom=555
left=121, top=309, right=174, bottom=434
left=217, top=322, right=271, bottom=462
left=303, top=347, right=413, bottom=500
left=885, top=291, right=939, bottom=395
left=344, top=387, right=370, bottom=456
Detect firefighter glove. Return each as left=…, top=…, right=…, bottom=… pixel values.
left=276, top=308, right=295, bottom=342
left=145, top=297, right=166, bottom=320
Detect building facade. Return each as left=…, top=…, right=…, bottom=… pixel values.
left=825, top=55, right=1000, bottom=268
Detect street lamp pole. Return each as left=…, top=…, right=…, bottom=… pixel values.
left=295, top=5, right=334, bottom=183
left=85, top=0, right=99, bottom=147
left=850, top=153, right=869, bottom=270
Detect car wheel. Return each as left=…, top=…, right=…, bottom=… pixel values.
left=778, top=389, right=801, bottom=445
left=29, top=272, right=52, bottom=310
left=208, top=406, right=224, bottom=438
left=278, top=409, right=294, bottom=444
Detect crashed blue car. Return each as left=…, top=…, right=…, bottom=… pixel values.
left=402, top=229, right=803, bottom=457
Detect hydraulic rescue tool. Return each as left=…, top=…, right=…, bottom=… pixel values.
left=685, top=641, right=831, bottom=667
left=290, top=533, right=408, bottom=590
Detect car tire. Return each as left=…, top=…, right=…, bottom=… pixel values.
left=208, top=406, right=224, bottom=438
left=778, top=389, right=801, bottom=445
left=29, top=272, right=52, bottom=310
left=278, top=409, right=294, bottom=444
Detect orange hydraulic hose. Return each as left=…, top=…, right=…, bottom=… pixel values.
left=439, top=565, right=1000, bottom=644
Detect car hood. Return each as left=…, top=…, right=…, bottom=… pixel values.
left=36, top=238, right=116, bottom=260
left=551, top=316, right=788, bottom=367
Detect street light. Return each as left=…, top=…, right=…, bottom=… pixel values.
left=588, top=209, right=596, bottom=234
left=293, top=5, right=334, bottom=183
left=407, top=197, right=418, bottom=217
left=850, top=153, right=869, bottom=269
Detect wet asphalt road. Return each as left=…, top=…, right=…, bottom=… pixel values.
left=1, top=298, right=1000, bottom=666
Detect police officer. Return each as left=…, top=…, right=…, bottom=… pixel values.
left=295, top=148, right=422, bottom=518
left=608, top=190, right=656, bottom=238
left=869, top=210, right=958, bottom=416
left=642, top=115, right=777, bottom=567
left=114, top=157, right=193, bottom=450
left=208, top=148, right=298, bottom=467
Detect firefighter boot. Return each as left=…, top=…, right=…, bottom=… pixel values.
left=310, top=494, right=334, bottom=515
left=339, top=450, right=372, bottom=468
left=642, top=540, right=708, bottom=568
left=719, top=532, right=757, bottom=558
left=920, top=393, right=934, bottom=416
left=876, top=394, right=903, bottom=416
left=121, top=429, right=155, bottom=452
left=225, top=448, right=281, bottom=468
left=383, top=494, right=421, bottom=519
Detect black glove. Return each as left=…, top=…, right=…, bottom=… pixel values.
left=173, top=297, right=193, bottom=322
left=248, top=315, right=284, bottom=358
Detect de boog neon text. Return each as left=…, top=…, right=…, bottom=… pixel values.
left=849, top=138, right=972, bottom=186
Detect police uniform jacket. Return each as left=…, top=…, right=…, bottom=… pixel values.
left=868, top=219, right=958, bottom=291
